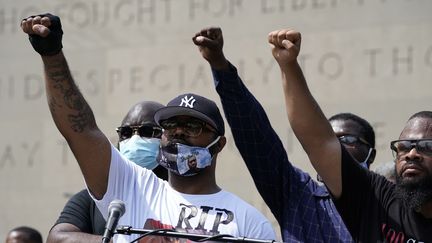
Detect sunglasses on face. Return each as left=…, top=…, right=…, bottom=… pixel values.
left=160, top=119, right=216, bottom=137
left=338, top=135, right=371, bottom=147
left=390, top=139, right=432, bottom=159
left=116, top=125, right=163, bottom=140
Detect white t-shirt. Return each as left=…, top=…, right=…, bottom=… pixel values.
left=91, top=145, right=276, bottom=242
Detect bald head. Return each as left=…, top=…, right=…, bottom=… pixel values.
left=400, top=111, right=432, bottom=140
left=5, top=226, right=42, bottom=243
left=121, top=101, right=164, bottom=127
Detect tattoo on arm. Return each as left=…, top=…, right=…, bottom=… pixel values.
left=44, top=57, right=95, bottom=133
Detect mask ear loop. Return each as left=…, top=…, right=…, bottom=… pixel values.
left=206, top=136, right=221, bottom=149
left=206, top=136, right=221, bottom=157
left=359, top=147, right=373, bottom=169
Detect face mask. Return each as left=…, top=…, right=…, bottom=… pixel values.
left=119, top=135, right=160, bottom=170
left=156, top=136, right=221, bottom=176
left=358, top=148, right=373, bottom=169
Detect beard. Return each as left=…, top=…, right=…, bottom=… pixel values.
left=394, top=167, right=432, bottom=211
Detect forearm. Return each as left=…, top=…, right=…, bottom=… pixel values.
left=41, top=52, right=110, bottom=198
left=214, top=65, right=277, bottom=153
left=42, top=52, right=96, bottom=136
left=214, top=65, right=287, bottom=215
left=48, top=223, right=106, bottom=243
left=280, top=62, right=342, bottom=196
left=47, top=231, right=104, bottom=243
left=281, top=63, right=332, bottom=144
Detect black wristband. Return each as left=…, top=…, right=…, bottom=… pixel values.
left=27, top=13, right=63, bottom=56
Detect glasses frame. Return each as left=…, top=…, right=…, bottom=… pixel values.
left=160, top=119, right=217, bottom=138
left=338, top=135, right=372, bottom=147
left=116, top=125, right=163, bottom=139
left=390, top=139, right=432, bottom=159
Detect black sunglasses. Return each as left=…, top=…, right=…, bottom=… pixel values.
left=116, top=125, right=163, bottom=140
left=390, top=139, right=432, bottom=159
left=338, top=135, right=371, bottom=147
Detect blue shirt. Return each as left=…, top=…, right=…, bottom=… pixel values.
left=212, top=63, right=353, bottom=243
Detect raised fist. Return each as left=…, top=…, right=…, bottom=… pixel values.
left=21, top=13, right=63, bottom=56
left=268, top=29, right=301, bottom=66
left=192, top=27, right=228, bottom=70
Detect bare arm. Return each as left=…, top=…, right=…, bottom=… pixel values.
left=268, top=29, right=343, bottom=197
left=47, top=223, right=105, bottom=243
left=21, top=15, right=110, bottom=199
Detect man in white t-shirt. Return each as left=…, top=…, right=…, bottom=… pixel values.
left=20, top=14, right=276, bottom=243
left=98, top=93, right=276, bottom=242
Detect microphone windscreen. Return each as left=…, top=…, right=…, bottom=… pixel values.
left=109, top=199, right=126, bottom=216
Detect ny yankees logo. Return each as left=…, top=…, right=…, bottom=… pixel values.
left=179, top=95, right=196, bottom=108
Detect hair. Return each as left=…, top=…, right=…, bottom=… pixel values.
left=8, top=226, right=42, bottom=243
left=407, top=111, right=432, bottom=121
left=329, top=112, right=375, bottom=147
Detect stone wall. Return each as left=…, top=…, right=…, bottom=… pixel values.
left=1, top=0, right=431, bottom=240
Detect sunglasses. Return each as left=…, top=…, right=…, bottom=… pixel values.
left=116, top=125, right=163, bottom=140
left=390, top=139, right=432, bottom=159
left=338, top=135, right=371, bottom=147
left=160, top=119, right=216, bottom=137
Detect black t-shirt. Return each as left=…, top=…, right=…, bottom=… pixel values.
left=54, top=189, right=106, bottom=235
left=335, top=145, right=432, bottom=242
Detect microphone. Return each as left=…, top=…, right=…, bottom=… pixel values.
left=102, top=199, right=126, bottom=243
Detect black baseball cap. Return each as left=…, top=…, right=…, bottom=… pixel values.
left=154, top=93, right=225, bottom=135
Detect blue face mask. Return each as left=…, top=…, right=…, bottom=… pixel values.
left=119, top=135, right=160, bottom=170
left=156, top=136, right=220, bottom=176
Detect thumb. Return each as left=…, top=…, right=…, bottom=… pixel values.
left=193, top=36, right=217, bottom=48
left=32, top=24, right=50, bottom=37
left=194, top=36, right=206, bottom=44
left=281, top=39, right=295, bottom=50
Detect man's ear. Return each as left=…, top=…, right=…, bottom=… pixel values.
left=213, top=136, right=226, bottom=154
left=368, top=148, right=377, bottom=166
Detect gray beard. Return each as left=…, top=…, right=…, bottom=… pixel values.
left=394, top=169, right=432, bottom=211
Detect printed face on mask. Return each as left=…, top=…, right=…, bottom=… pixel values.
left=156, top=136, right=220, bottom=176
left=157, top=116, right=220, bottom=176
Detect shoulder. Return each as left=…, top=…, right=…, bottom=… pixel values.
left=369, top=170, right=396, bottom=194
left=65, top=189, right=92, bottom=207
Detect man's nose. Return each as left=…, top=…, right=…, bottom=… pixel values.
left=171, top=126, right=188, bottom=136
left=403, top=147, right=422, bottom=162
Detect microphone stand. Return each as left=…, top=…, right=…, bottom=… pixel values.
left=116, top=226, right=280, bottom=243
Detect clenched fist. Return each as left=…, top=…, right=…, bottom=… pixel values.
left=268, top=29, right=301, bottom=67
left=21, top=13, right=63, bottom=56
